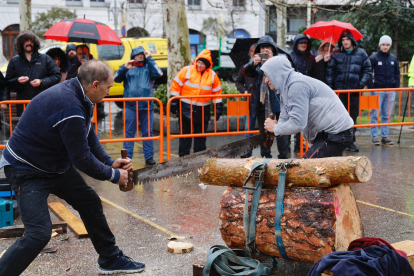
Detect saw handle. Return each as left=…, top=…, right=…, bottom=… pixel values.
left=263, top=114, right=276, bottom=148
left=119, top=149, right=134, bottom=192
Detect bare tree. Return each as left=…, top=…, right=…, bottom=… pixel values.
left=162, top=0, right=192, bottom=97
left=128, top=0, right=160, bottom=36
left=19, top=0, right=32, bottom=31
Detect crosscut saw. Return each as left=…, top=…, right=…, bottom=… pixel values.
left=128, top=133, right=265, bottom=185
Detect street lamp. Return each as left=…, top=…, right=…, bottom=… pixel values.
left=105, top=0, right=127, bottom=36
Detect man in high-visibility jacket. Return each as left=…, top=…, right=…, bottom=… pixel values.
left=170, top=49, right=223, bottom=157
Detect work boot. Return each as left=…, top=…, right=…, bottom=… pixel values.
left=145, top=158, right=156, bottom=166
left=381, top=137, right=394, bottom=145
left=372, top=138, right=380, bottom=146
left=262, top=154, right=272, bottom=159
left=99, top=250, right=145, bottom=274
left=345, top=143, right=359, bottom=152
left=240, top=152, right=252, bottom=158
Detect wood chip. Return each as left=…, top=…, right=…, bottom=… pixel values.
left=40, top=247, right=57, bottom=254
left=167, top=241, right=194, bottom=254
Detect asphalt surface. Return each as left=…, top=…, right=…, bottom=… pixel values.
left=1, top=103, right=414, bottom=275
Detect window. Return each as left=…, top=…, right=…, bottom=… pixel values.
left=129, top=0, right=143, bottom=8
left=129, top=0, right=143, bottom=3
left=97, top=44, right=125, bottom=61
left=233, top=0, right=245, bottom=7
left=66, top=0, right=82, bottom=6
left=90, top=0, right=105, bottom=6
left=188, top=0, right=201, bottom=6
left=288, top=18, right=306, bottom=32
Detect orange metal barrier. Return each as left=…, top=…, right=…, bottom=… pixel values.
left=0, top=97, right=164, bottom=162
left=166, top=94, right=259, bottom=160
left=298, top=87, right=414, bottom=157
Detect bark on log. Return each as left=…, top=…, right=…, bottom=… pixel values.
left=199, top=156, right=371, bottom=188
left=219, top=185, right=363, bottom=264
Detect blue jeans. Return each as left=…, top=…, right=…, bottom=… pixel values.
left=370, top=91, right=396, bottom=139
left=123, top=108, right=154, bottom=160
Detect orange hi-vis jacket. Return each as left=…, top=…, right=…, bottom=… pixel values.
left=171, top=49, right=222, bottom=106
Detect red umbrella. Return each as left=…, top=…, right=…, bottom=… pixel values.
left=43, top=18, right=122, bottom=45
left=304, top=20, right=364, bottom=43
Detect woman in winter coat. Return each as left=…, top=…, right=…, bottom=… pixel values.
left=314, top=38, right=336, bottom=83
left=46, top=47, right=69, bottom=82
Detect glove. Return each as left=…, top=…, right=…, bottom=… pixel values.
left=215, top=102, right=223, bottom=121
left=170, top=97, right=179, bottom=116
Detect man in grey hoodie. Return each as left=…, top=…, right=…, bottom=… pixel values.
left=262, top=56, right=354, bottom=158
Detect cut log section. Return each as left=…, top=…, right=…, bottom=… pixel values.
left=167, top=241, right=194, bottom=254
left=219, top=185, right=363, bottom=264
left=199, top=156, right=371, bottom=188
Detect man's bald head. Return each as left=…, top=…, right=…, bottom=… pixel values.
left=78, top=60, right=114, bottom=103
left=78, top=59, right=113, bottom=88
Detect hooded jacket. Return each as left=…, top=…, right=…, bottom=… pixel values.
left=114, top=46, right=163, bottom=110
left=314, top=38, right=336, bottom=83
left=2, top=77, right=120, bottom=184
left=290, top=34, right=315, bottom=77
left=171, top=49, right=222, bottom=106
left=6, top=32, right=61, bottom=100
left=261, top=56, right=354, bottom=142
left=242, top=35, right=281, bottom=116
left=368, top=50, right=400, bottom=89
left=326, top=30, right=372, bottom=90
left=66, top=44, right=77, bottom=73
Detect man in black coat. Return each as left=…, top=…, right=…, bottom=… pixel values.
left=326, top=29, right=372, bottom=152
left=290, top=34, right=316, bottom=152
left=242, top=35, right=289, bottom=159
left=5, top=31, right=61, bottom=116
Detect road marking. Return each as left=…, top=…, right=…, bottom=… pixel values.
left=100, top=196, right=207, bottom=253
left=357, top=200, right=414, bottom=218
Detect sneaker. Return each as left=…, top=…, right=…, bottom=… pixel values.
left=145, top=158, right=156, bottom=166
left=99, top=250, right=145, bottom=274
left=345, top=144, right=359, bottom=152
left=372, top=138, right=380, bottom=146
left=240, top=152, right=252, bottom=158
left=381, top=137, right=394, bottom=145
left=262, top=154, right=272, bottom=159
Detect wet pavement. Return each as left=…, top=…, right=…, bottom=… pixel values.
left=1, top=102, right=414, bottom=275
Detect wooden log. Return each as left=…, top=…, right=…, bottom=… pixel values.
left=199, top=156, right=371, bottom=188
left=219, top=185, right=363, bottom=264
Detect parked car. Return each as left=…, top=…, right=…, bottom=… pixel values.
left=1, top=37, right=168, bottom=107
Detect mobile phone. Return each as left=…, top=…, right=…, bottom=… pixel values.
left=82, top=56, right=88, bottom=61
left=132, top=60, right=144, bottom=67
left=257, top=53, right=268, bottom=60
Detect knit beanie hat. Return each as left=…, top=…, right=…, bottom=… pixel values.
left=198, top=58, right=211, bottom=69
left=379, top=35, right=392, bottom=47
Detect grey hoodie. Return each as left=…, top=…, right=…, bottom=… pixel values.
left=261, top=56, right=354, bottom=142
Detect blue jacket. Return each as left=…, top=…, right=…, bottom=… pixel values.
left=290, top=34, right=315, bottom=77
left=242, top=35, right=281, bottom=116
left=114, top=46, right=163, bottom=110
left=368, top=50, right=400, bottom=89
left=326, top=31, right=372, bottom=90
left=3, top=78, right=120, bottom=184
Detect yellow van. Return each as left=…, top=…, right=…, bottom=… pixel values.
left=1, top=37, right=168, bottom=101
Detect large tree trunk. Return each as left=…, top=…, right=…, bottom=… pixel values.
left=19, top=0, right=31, bottom=31
left=162, top=0, right=191, bottom=97
left=199, top=156, right=372, bottom=188
left=220, top=185, right=363, bottom=264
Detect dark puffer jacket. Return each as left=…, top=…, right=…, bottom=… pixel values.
left=242, top=35, right=282, bottom=117
left=368, top=50, right=400, bottom=89
left=6, top=52, right=61, bottom=100
left=290, top=34, right=315, bottom=77
left=326, top=31, right=372, bottom=90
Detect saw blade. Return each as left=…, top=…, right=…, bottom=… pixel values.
left=132, top=133, right=265, bottom=184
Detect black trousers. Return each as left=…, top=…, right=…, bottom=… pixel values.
left=339, top=93, right=359, bottom=142
left=303, top=128, right=354, bottom=159
left=178, top=105, right=211, bottom=157
left=0, top=165, right=119, bottom=276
